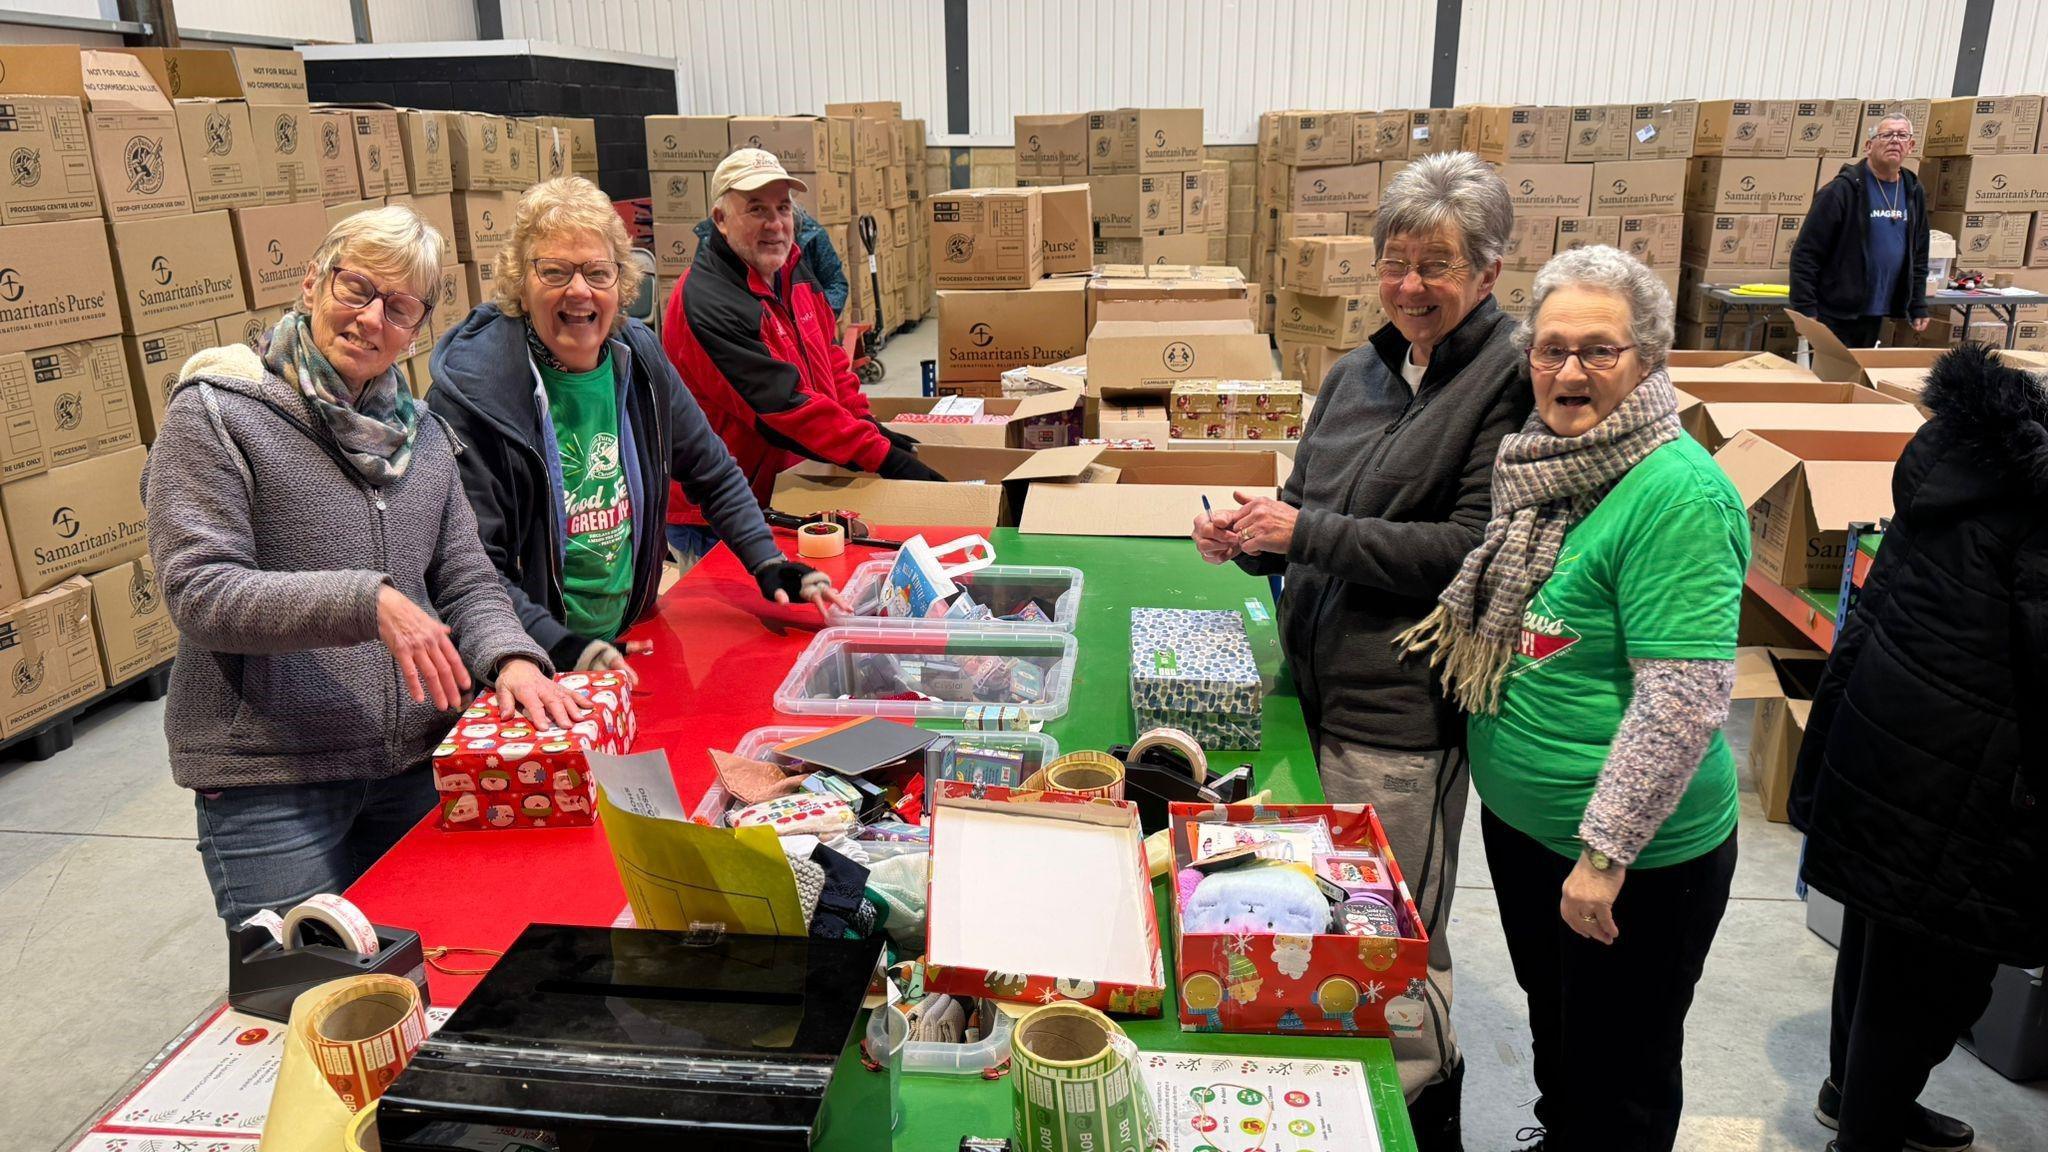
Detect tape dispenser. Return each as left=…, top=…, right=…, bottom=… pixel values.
left=1112, top=727, right=1252, bottom=834
left=229, top=893, right=428, bottom=1022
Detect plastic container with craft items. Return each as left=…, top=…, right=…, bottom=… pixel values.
left=865, top=993, right=1017, bottom=1076
left=772, top=627, right=1078, bottom=723
left=430, top=670, right=635, bottom=831
left=690, top=724, right=1062, bottom=825
left=827, top=561, right=1085, bottom=633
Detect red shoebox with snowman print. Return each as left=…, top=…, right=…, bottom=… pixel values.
left=1168, top=803, right=1430, bottom=1038
left=431, top=671, right=636, bottom=830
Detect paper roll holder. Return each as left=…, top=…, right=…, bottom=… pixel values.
left=228, top=919, right=429, bottom=1023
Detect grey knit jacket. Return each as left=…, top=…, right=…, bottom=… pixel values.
left=143, top=343, right=550, bottom=790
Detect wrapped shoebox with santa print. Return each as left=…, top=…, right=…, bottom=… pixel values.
left=431, top=670, right=636, bottom=830
left=1129, top=607, right=1263, bottom=749
left=1168, top=802, right=1431, bottom=1038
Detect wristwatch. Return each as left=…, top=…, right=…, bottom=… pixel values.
left=1586, top=849, right=1613, bottom=871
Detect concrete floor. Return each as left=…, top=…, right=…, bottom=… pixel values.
left=10, top=318, right=2045, bottom=1151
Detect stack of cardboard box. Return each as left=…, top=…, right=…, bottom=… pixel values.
left=643, top=113, right=730, bottom=314
left=929, top=186, right=1088, bottom=398
left=822, top=101, right=930, bottom=334
left=1078, top=108, right=1220, bottom=268
left=0, top=44, right=194, bottom=732
left=1912, top=98, right=2048, bottom=349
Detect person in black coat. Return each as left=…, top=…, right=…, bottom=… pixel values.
left=1789, top=343, right=2048, bottom=1152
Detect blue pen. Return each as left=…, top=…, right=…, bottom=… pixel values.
left=1201, top=495, right=1213, bottom=514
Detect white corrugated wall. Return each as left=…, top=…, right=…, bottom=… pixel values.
left=1456, top=0, right=1969, bottom=104
left=1978, top=0, right=2048, bottom=95
left=668, top=0, right=947, bottom=124
left=498, top=0, right=677, bottom=58
left=173, top=0, right=356, bottom=43
left=367, top=0, right=478, bottom=43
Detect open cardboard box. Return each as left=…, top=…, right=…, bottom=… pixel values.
left=925, top=784, right=1164, bottom=1016
left=1169, top=802, right=1430, bottom=1037
left=1784, top=309, right=1946, bottom=384
left=1084, top=319, right=1277, bottom=398
left=1682, top=400, right=1923, bottom=453
left=770, top=444, right=1104, bottom=528
left=1666, top=350, right=1804, bottom=370
left=1714, top=428, right=1912, bottom=589
left=870, top=387, right=1082, bottom=451
left=1667, top=365, right=1824, bottom=389
left=1735, top=646, right=1827, bottom=822
left=1019, top=448, right=1291, bottom=537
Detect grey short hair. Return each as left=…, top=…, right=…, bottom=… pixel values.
left=1372, top=152, right=1516, bottom=268
left=1867, top=113, right=1914, bottom=140
left=1511, top=245, right=1675, bottom=372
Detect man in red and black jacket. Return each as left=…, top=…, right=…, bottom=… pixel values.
left=661, top=148, right=943, bottom=563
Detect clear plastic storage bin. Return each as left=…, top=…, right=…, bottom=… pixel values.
left=827, top=561, right=1085, bottom=633
left=867, top=996, right=1016, bottom=1077
left=689, top=725, right=1062, bottom=825
left=772, top=627, right=1078, bottom=723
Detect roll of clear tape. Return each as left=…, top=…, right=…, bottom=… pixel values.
left=280, top=893, right=381, bottom=956
left=1130, top=726, right=1208, bottom=783
left=797, top=521, right=846, bottom=558
left=1043, top=750, right=1126, bottom=800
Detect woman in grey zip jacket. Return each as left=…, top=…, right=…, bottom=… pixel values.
left=1195, top=153, right=1531, bottom=1150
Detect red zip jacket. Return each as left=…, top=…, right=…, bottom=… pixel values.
left=662, top=227, right=891, bottom=526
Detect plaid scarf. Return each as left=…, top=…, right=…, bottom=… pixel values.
left=264, top=309, right=420, bottom=484
left=1396, top=369, right=1681, bottom=715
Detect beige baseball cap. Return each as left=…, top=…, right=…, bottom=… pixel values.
left=711, top=148, right=809, bottom=199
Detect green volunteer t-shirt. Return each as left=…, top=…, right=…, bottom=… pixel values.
left=541, top=355, right=634, bottom=641
left=1468, top=436, right=1749, bottom=869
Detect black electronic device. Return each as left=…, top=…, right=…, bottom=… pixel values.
left=374, top=924, right=888, bottom=1152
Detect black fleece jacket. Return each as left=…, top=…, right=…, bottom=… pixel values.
left=1237, top=298, right=1531, bottom=750
left=1791, top=344, right=2048, bottom=964
left=1789, top=159, right=1930, bottom=323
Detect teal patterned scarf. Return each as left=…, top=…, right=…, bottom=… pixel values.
left=264, top=309, right=422, bottom=484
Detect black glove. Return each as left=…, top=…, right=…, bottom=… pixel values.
left=868, top=417, right=921, bottom=453
left=756, top=559, right=832, bottom=603
left=879, top=445, right=947, bottom=482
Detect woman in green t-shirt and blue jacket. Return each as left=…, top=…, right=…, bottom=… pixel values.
left=1401, top=245, right=1747, bottom=1152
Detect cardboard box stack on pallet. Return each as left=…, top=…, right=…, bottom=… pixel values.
left=1253, top=107, right=1468, bottom=382
left=0, top=44, right=210, bottom=733
left=1062, top=108, right=1225, bottom=269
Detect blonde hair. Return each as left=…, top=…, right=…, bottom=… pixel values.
left=493, top=175, right=645, bottom=330
left=306, top=205, right=447, bottom=314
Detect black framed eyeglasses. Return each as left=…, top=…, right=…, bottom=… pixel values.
left=329, top=266, right=431, bottom=332
left=1376, top=258, right=1469, bottom=283
left=1872, top=131, right=1914, bottom=143
left=1530, top=343, right=1635, bottom=371
left=532, top=257, right=622, bottom=290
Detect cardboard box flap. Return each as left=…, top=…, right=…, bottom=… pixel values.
left=772, top=474, right=1004, bottom=528
left=1020, top=483, right=1251, bottom=537
left=1672, top=379, right=1903, bottom=405
left=1095, top=448, right=1288, bottom=487
left=79, top=50, right=175, bottom=112
left=1004, top=444, right=1105, bottom=482
left=0, top=45, right=91, bottom=98
left=1802, top=460, right=1903, bottom=529
left=1667, top=367, right=1823, bottom=387
left=1089, top=318, right=1259, bottom=339
left=122, top=48, right=245, bottom=100
left=1749, top=427, right=1917, bottom=462
left=1734, top=646, right=1820, bottom=700
left=230, top=47, right=309, bottom=103
left=1784, top=308, right=1863, bottom=381
left=1711, top=430, right=1806, bottom=507
left=1695, top=402, right=1925, bottom=441
left=1008, top=388, right=1086, bottom=421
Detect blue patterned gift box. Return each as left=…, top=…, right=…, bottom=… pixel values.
left=1129, top=607, right=1263, bottom=749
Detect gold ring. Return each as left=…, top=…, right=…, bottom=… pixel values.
left=1580, top=913, right=1597, bottom=923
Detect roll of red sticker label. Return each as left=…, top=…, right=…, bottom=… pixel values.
left=1043, top=750, right=1127, bottom=800
left=297, top=974, right=429, bottom=1113
left=283, top=893, right=382, bottom=956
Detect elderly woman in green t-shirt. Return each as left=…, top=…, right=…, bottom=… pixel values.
left=1401, top=245, right=1746, bottom=1152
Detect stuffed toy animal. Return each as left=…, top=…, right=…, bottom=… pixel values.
left=1181, top=864, right=1330, bottom=935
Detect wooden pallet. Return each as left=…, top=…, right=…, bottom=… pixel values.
left=0, top=660, right=172, bottom=764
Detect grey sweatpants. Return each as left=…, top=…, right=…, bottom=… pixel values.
left=1316, top=736, right=1469, bottom=1102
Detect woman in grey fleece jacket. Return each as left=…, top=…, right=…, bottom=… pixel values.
left=1194, top=154, right=1531, bottom=1150
left=144, top=207, right=584, bottom=926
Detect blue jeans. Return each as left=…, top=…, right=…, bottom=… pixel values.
left=665, top=523, right=721, bottom=572
left=193, top=769, right=438, bottom=925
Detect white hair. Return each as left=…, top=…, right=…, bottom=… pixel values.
left=1373, top=152, right=1516, bottom=267
left=1512, top=245, right=1675, bottom=371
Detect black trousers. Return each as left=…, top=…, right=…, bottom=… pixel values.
left=1828, top=907, right=2000, bottom=1152
left=1820, top=314, right=1887, bottom=348
left=1483, top=807, right=1737, bottom=1152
